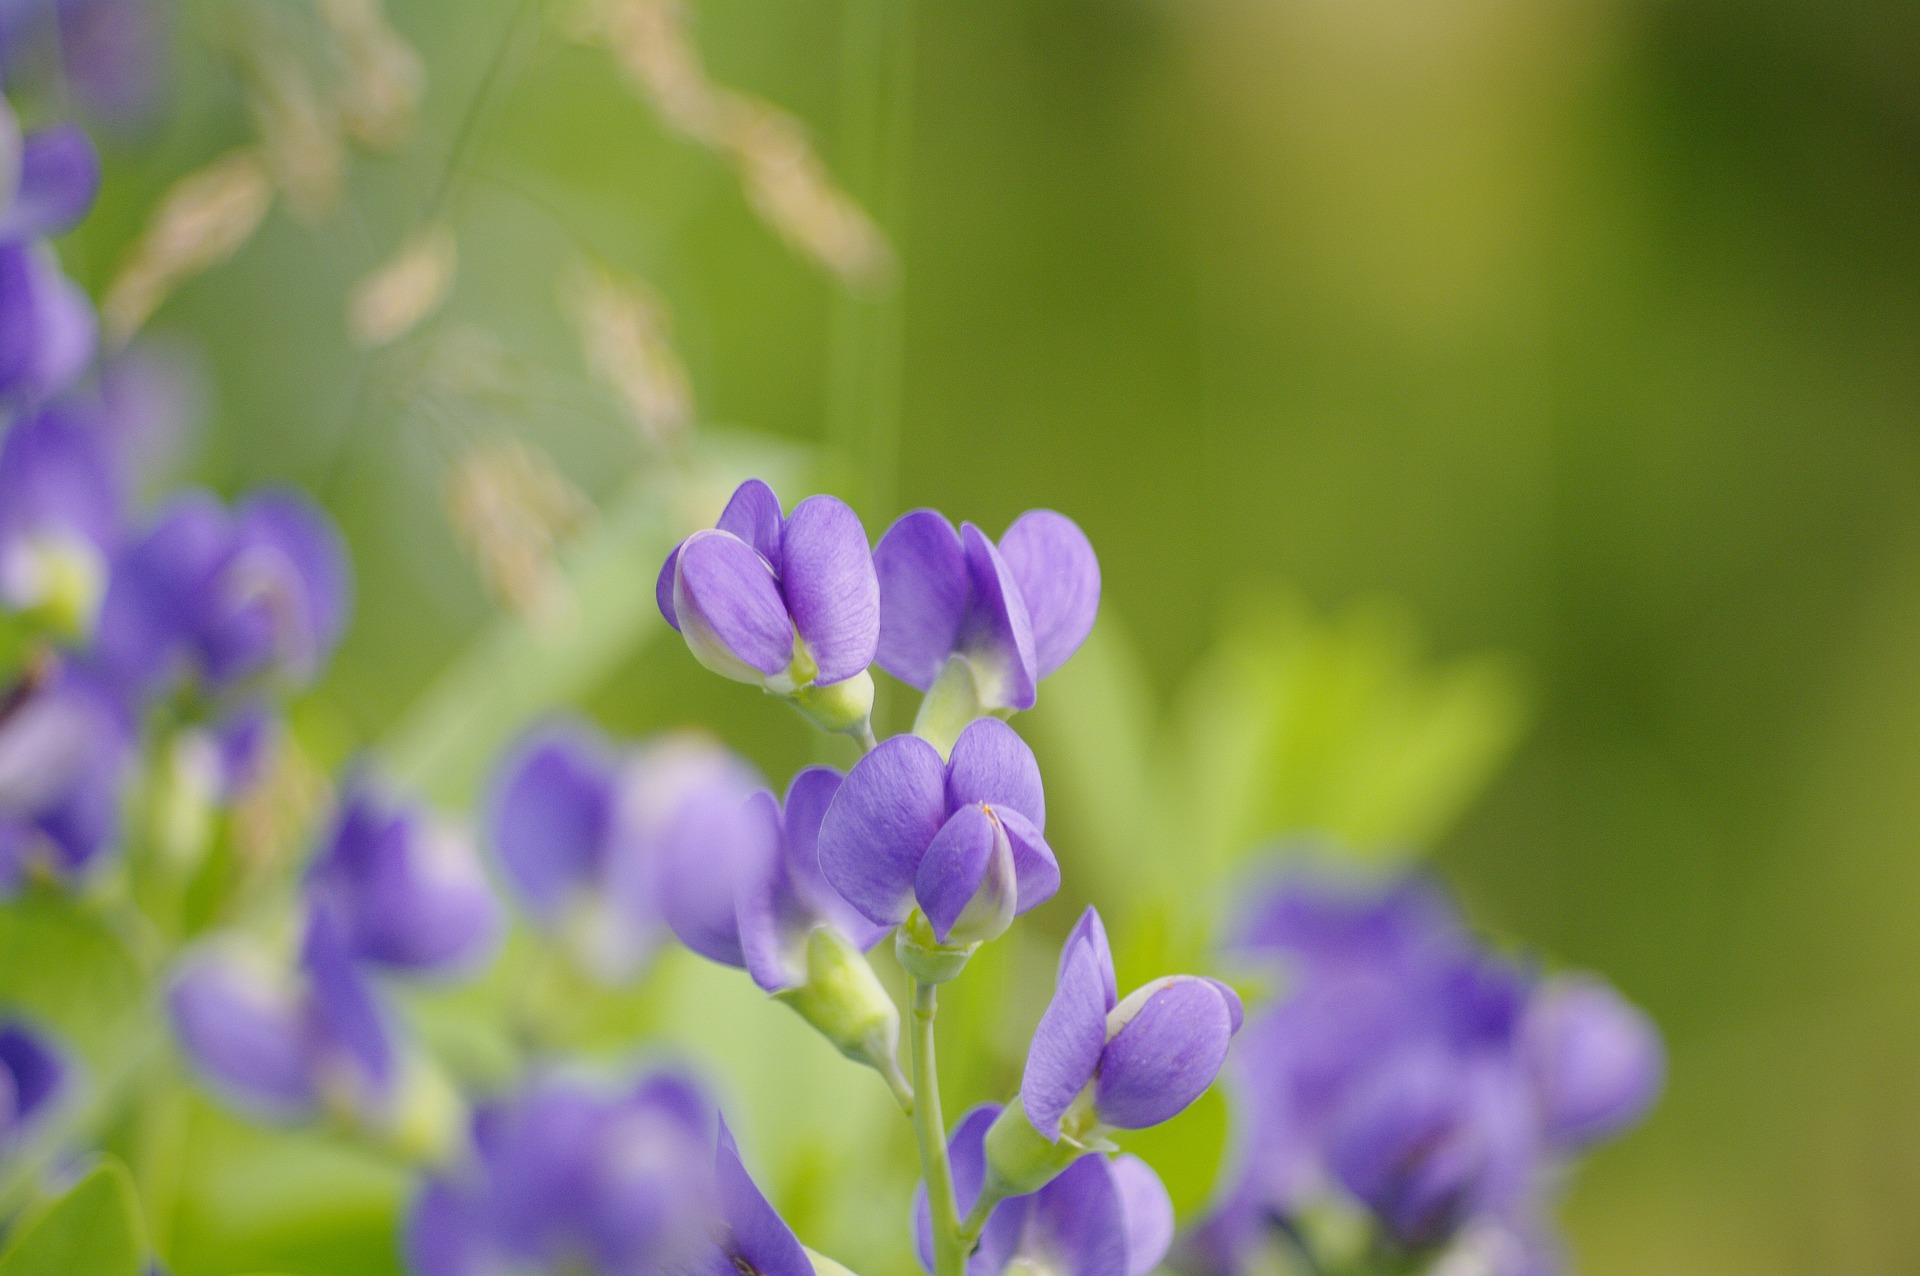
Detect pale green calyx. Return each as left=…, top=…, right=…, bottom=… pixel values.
left=3, top=535, right=106, bottom=639
left=981, top=1095, right=1113, bottom=1201
left=775, top=926, right=912, bottom=1110
left=894, top=909, right=979, bottom=985
left=912, top=655, right=987, bottom=759
left=789, top=667, right=876, bottom=738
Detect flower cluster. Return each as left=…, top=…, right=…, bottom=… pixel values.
left=1185, top=870, right=1664, bottom=1276
left=652, top=479, right=1238, bottom=1276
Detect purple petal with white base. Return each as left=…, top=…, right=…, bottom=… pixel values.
left=914, top=803, right=1010, bottom=944
left=1022, top=939, right=1113, bottom=1139
left=715, top=477, right=784, bottom=564
left=168, top=946, right=315, bottom=1118
left=1094, top=977, right=1240, bottom=1130
left=672, top=530, right=794, bottom=681
left=957, top=524, right=1037, bottom=710
left=997, top=510, right=1100, bottom=680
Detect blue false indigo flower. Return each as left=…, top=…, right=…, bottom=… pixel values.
left=0, top=1019, right=66, bottom=1155
left=1187, top=869, right=1663, bottom=1276
left=0, top=659, right=131, bottom=892
left=168, top=908, right=462, bottom=1154
left=873, top=507, right=1098, bottom=753
left=987, top=907, right=1240, bottom=1195
left=305, top=776, right=503, bottom=978
left=657, top=479, right=880, bottom=738
left=0, top=0, right=168, bottom=125
left=92, top=487, right=351, bottom=698
left=1521, top=975, right=1663, bottom=1151
left=0, top=408, right=123, bottom=635
left=657, top=763, right=906, bottom=1100
left=408, top=1071, right=834, bottom=1276
left=0, top=108, right=99, bottom=404
left=488, top=720, right=664, bottom=983
left=917, top=1104, right=1174, bottom=1276
left=818, top=717, right=1059, bottom=975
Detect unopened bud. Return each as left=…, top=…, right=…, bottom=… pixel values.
left=981, top=1095, right=1111, bottom=1200
left=775, top=926, right=909, bottom=1107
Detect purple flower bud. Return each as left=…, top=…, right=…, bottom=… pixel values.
left=657, top=479, right=879, bottom=696
left=874, top=507, right=1099, bottom=713
left=487, top=720, right=665, bottom=983
left=305, top=775, right=503, bottom=978
left=1020, top=907, right=1242, bottom=1140
left=916, top=1104, right=1174, bottom=1276
left=0, top=1019, right=66, bottom=1152
left=817, top=717, right=1059, bottom=940
left=1523, top=975, right=1663, bottom=1150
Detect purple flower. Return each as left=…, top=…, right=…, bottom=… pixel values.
left=817, top=717, right=1059, bottom=947
left=0, top=1019, right=66, bottom=1154
left=0, top=107, right=99, bottom=404
left=91, top=487, right=351, bottom=699
left=657, top=480, right=880, bottom=732
left=168, top=908, right=399, bottom=1126
left=305, top=775, right=503, bottom=978
left=658, top=764, right=884, bottom=993
left=0, top=0, right=168, bottom=125
left=0, top=658, right=132, bottom=892
left=1021, top=907, right=1242, bottom=1140
left=407, top=1070, right=822, bottom=1276
left=0, top=407, right=123, bottom=634
left=874, top=507, right=1098, bottom=716
left=1522, top=975, right=1664, bottom=1150
left=1188, top=870, right=1663, bottom=1275
left=917, top=1104, right=1174, bottom=1276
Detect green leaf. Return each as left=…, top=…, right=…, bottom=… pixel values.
left=0, top=1158, right=144, bottom=1276
left=0, top=891, right=145, bottom=1058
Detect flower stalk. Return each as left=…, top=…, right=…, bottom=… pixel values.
left=909, top=980, right=966, bottom=1276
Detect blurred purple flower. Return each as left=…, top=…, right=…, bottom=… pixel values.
left=657, top=479, right=879, bottom=695
left=874, top=507, right=1098, bottom=714
left=0, top=103, right=99, bottom=405
left=0, top=0, right=167, bottom=125
left=916, top=1104, right=1173, bottom=1276
left=0, top=658, right=131, bottom=892
left=305, top=775, right=503, bottom=978
left=0, top=407, right=123, bottom=633
left=0, top=1018, right=66, bottom=1154
left=1186, top=868, right=1664, bottom=1275
left=818, top=717, right=1060, bottom=944
left=407, top=1070, right=817, bottom=1276
left=91, top=486, right=351, bottom=699
left=168, top=907, right=399, bottom=1125
left=1021, top=906, right=1242, bottom=1139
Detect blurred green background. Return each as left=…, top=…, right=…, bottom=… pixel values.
left=51, top=0, right=1920, bottom=1272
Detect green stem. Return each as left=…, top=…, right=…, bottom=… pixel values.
left=909, top=981, right=965, bottom=1276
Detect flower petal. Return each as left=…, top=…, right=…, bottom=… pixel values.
left=1523, top=975, right=1664, bottom=1149
left=1109, top=1155, right=1175, bottom=1276
left=1093, top=977, right=1237, bottom=1130
left=817, top=733, right=947, bottom=926
left=714, top=478, right=785, bottom=564
left=1030, top=1155, right=1128, bottom=1276
left=656, top=541, right=682, bottom=630
left=0, top=1022, right=63, bottom=1128
left=735, top=789, right=811, bottom=992
left=782, top=766, right=886, bottom=950
left=715, top=1118, right=812, bottom=1276
left=1059, top=907, right=1118, bottom=1010
left=1022, top=941, right=1111, bottom=1139
left=874, top=509, right=969, bottom=690
left=487, top=724, right=617, bottom=920
left=301, top=906, right=397, bottom=1099
left=997, top=510, right=1099, bottom=681
left=944, top=717, right=1044, bottom=827
left=5, top=126, right=100, bottom=238
left=168, top=944, right=314, bottom=1118
left=780, top=495, right=879, bottom=685
left=647, top=742, right=770, bottom=970
left=957, top=524, right=1038, bottom=711
left=672, top=530, right=794, bottom=681
left=914, top=804, right=1007, bottom=944
left=994, top=807, right=1060, bottom=918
